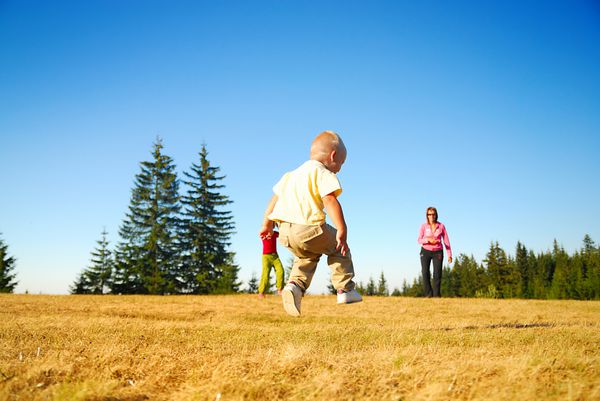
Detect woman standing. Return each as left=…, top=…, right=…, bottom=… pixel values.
left=417, top=207, right=452, bottom=297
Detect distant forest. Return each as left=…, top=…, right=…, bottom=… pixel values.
left=394, top=236, right=600, bottom=300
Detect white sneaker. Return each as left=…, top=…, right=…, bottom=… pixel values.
left=282, top=283, right=302, bottom=317
left=337, top=289, right=363, bottom=304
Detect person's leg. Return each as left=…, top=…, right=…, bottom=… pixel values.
left=420, top=248, right=433, bottom=297
left=258, top=254, right=272, bottom=295
left=432, top=251, right=443, bottom=297
left=278, top=222, right=321, bottom=292
left=272, top=255, right=285, bottom=291
left=278, top=222, right=322, bottom=316
left=292, top=223, right=358, bottom=305
left=304, top=224, right=355, bottom=292
left=289, top=255, right=320, bottom=291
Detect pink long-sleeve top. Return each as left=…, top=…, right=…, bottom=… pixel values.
left=418, top=222, right=452, bottom=259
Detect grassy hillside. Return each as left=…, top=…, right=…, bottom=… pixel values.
left=1, top=294, right=599, bottom=400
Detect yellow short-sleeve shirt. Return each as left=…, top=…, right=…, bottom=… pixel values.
left=268, top=160, right=342, bottom=226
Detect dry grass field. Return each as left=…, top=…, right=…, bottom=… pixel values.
left=1, top=294, right=599, bottom=401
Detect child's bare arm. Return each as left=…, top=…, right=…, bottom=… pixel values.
left=259, top=195, right=278, bottom=239
left=322, top=193, right=349, bottom=256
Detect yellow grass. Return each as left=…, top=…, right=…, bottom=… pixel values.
left=1, top=294, right=599, bottom=401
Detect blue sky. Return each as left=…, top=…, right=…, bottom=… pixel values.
left=1, top=1, right=599, bottom=294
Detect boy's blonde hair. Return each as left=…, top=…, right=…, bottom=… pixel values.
left=310, top=131, right=344, bottom=161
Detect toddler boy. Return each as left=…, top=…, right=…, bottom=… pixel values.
left=259, top=131, right=362, bottom=316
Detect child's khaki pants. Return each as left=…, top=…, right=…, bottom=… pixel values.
left=277, top=221, right=355, bottom=292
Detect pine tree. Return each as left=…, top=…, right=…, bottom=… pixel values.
left=505, top=255, right=521, bottom=298
left=440, top=265, right=455, bottom=297
left=377, top=271, right=389, bottom=296
left=355, top=281, right=366, bottom=295
left=115, top=138, right=181, bottom=294
left=407, top=276, right=424, bottom=297
left=532, top=251, right=554, bottom=298
left=87, top=229, right=113, bottom=293
left=580, top=234, right=600, bottom=299
left=366, top=276, right=376, bottom=296
left=515, top=242, right=531, bottom=298
left=246, top=272, right=259, bottom=294
left=569, top=253, right=586, bottom=300
left=70, top=271, right=92, bottom=294
left=71, top=229, right=113, bottom=294
left=549, top=240, right=569, bottom=299
left=454, top=254, right=482, bottom=297
left=111, top=242, right=145, bottom=294
left=582, top=234, right=595, bottom=254
left=0, top=234, right=18, bottom=293
left=213, top=263, right=241, bottom=294
left=180, top=144, right=237, bottom=293
left=484, top=241, right=512, bottom=298
left=401, top=279, right=409, bottom=295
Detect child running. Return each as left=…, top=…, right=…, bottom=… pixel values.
left=259, top=130, right=362, bottom=316
left=258, top=228, right=284, bottom=298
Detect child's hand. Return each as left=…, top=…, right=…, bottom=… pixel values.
left=336, top=230, right=349, bottom=256
left=259, top=222, right=274, bottom=240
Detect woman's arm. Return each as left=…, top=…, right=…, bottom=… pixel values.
left=442, top=224, right=452, bottom=262
left=417, top=224, right=428, bottom=245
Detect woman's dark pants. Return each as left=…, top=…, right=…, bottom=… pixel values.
left=420, top=247, right=443, bottom=297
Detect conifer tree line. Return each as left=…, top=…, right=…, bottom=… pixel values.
left=342, top=272, right=391, bottom=296
left=398, top=235, right=600, bottom=300
left=71, top=138, right=239, bottom=295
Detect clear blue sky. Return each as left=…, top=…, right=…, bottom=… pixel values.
left=1, top=1, right=599, bottom=294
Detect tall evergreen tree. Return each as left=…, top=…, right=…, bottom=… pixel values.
left=441, top=264, right=461, bottom=297
left=583, top=235, right=600, bottom=299
left=484, top=242, right=514, bottom=297
left=115, top=138, right=181, bottom=294
left=580, top=234, right=599, bottom=299
left=355, top=281, right=366, bottom=295
left=549, top=240, right=569, bottom=299
left=403, top=276, right=424, bottom=297
left=532, top=251, right=554, bottom=298
left=401, top=279, right=410, bottom=295
left=366, top=276, right=376, bottom=296
left=515, top=242, right=531, bottom=298
left=71, top=229, right=113, bottom=294
left=377, top=271, right=389, bottom=296
left=505, top=255, right=521, bottom=297
left=0, top=234, right=18, bottom=293
left=456, top=254, right=485, bottom=297
left=180, top=144, right=237, bottom=293
left=582, top=234, right=595, bottom=254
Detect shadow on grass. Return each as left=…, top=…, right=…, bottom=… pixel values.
left=442, top=322, right=555, bottom=331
